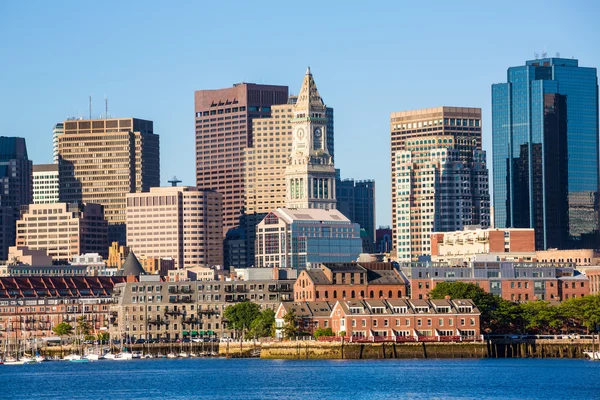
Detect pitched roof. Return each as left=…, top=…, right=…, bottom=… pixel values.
left=275, top=208, right=351, bottom=224
left=293, top=67, right=325, bottom=113
left=119, top=252, right=146, bottom=276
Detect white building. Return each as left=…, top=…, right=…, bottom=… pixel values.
left=33, top=164, right=59, bottom=204
left=255, top=208, right=362, bottom=270
left=52, top=122, right=64, bottom=164
left=395, top=147, right=489, bottom=262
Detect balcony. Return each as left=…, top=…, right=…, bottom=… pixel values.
left=181, top=287, right=193, bottom=294
left=168, top=287, right=179, bottom=294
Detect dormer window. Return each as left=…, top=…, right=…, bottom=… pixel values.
left=393, top=307, right=407, bottom=314
left=371, top=307, right=385, bottom=314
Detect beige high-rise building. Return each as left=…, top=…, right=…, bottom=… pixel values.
left=16, top=202, right=108, bottom=261
left=390, top=107, right=490, bottom=261
left=126, top=186, right=223, bottom=268
left=245, top=101, right=295, bottom=214
left=58, top=118, right=160, bottom=244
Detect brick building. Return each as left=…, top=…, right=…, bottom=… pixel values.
left=0, top=276, right=126, bottom=344
left=400, top=261, right=589, bottom=302
left=275, top=298, right=481, bottom=340
left=294, top=262, right=408, bottom=302
left=430, top=227, right=536, bottom=264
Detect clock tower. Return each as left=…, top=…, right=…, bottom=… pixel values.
left=285, top=67, right=337, bottom=210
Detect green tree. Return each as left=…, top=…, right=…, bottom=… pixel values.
left=521, top=301, right=563, bottom=333
left=97, top=331, right=109, bottom=341
left=76, top=316, right=92, bottom=337
left=282, top=309, right=298, bottom=339
left=52, top=322, right=73, bottom=356
left=53, top=322, right=73, bottom=337
left=313, top=327, right=334, bottom=339
left=249, top=308, right=276, bottom=339
left=224, top=302, right=261, bottom=338
left=561, top=295, right=600, bottom=332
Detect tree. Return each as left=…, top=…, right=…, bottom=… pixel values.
left=224, top=302, right=261, bottom=338
left=76, top=316, right=92, bottom=340
left=429, top=281, right=517, bottom=333
left=52, top=322, right=73, bottom=356
left=313, top=327, right=334, bottom=339
left=53, top=322, right=73, bottom=337
left=282, top=309, right=298, bottom=339
left=521, top=301, right=563, bottom=333
left=249, top=308, right=276, bottom=339
left=97, top=331, right=109, bottom=342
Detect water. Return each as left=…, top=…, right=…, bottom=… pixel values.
left=1, top=358, right=599, bottom=399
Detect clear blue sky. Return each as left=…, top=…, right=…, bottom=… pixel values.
left=1, top=0, right=598, bottom=227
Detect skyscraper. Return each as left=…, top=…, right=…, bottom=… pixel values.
left=390, top=107, right=490, bottom=261
left=194, top=83, right=289, bottom=235
left=16, top=202, right=108, bottom=261
left=284, top=67, right=336, bottom=210
left=336, top=169, right=376, bottom=247
left=245, top=96, right=336, bottom=214
left=58, top=118, right=160, bottom=244
left=52, top=122, right=64, bottom=164
left=0, top=137, right=33, bottom=260
left=492, top=57, right=599, bottom=250
left=33, top=164, right=59, bottom=204
left=126, top=187, right=223, bottom=268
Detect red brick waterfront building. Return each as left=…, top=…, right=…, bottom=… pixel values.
left=294, top=262, right=408, bottom=302
left=0, top=276, right=126, bottom=344
left=275, top=298, right=480, bottom=340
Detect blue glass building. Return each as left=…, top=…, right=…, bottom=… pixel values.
left=492, top=58, right=599, bottom=250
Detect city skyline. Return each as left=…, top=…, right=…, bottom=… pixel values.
left=1, top=1, right=599, bottom=228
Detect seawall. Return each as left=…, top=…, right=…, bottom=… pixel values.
left=219, top=339, right=599, bottom=360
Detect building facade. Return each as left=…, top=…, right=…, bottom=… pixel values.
left=284, top=68, right=337, bottom=210
left=275, top=298, right=481, bottom=340
left=16, top=202, right=108, bottom=261
left=52, top=122, right=64, bottom=164
left=255, top=208, right=362, bottom=270
left=195, top=83, right=289, bottom=235
left=294, top=262, right=408, bottom=302
left=492, top=58, right=599, bottom=250
left=390, top=107, right=490, bottom=261
left=0, top=137, right=33, bottom=261
left=430, top=227, right=536, bottom=264
left=33, top=164, right=59, bottom=204
left=126, top=186, right=223, bottom=268
left=336, top=170, right=376, bottom=247
left=0, top=276, right=125, bottom=344
left=58, top=118, right=160, bottom=244
left=110, top=277, right=294, bottom=340
left=400, top=261, right=589, bottom=302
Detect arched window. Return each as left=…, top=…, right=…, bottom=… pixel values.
left=398, top=290, right=402, bottom=298
left=369, top=290, right=374, bottom=298
left=342, top=290, right=346, bottom=298
left=325, top=291, right=329, bottom=299
left=388, top=290, right=392, bottom=298
left=316, top=290, right=320, bottom=299
left=351, top=290, right=355, bottom=299
left=360, top=290, right=364, bottom=298
left=379, top=290, right=383, bottom=298
left=333, top=290, right=337, bottom=299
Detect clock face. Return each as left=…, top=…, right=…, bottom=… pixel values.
left=296, top=128, right=305, bottom=140
left=314, top=128, right=322, bottom=138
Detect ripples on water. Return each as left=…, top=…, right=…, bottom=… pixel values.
left=1, top=358, right=599, bottom=400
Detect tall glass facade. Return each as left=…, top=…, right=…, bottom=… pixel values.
left=492, top=58, right=599, bottom=250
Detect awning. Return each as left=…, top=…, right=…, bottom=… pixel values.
left=182, top=331, right=189, bottom=335
left=199, top=330, right=205, bottom=335
left=207, top=330, right=215, bottom=335
left=191, top=330, right=198, bottom=336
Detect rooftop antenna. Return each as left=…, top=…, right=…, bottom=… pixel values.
left=89, top=93, right=92, bottom=120
left=556, top=52, right=560, bottom=58
left=534, top=52, right=539, bottom=60
left=168, top=176, right=182, bottom=187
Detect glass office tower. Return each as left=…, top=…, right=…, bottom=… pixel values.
left=492, top=58, right=599, bottom=250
